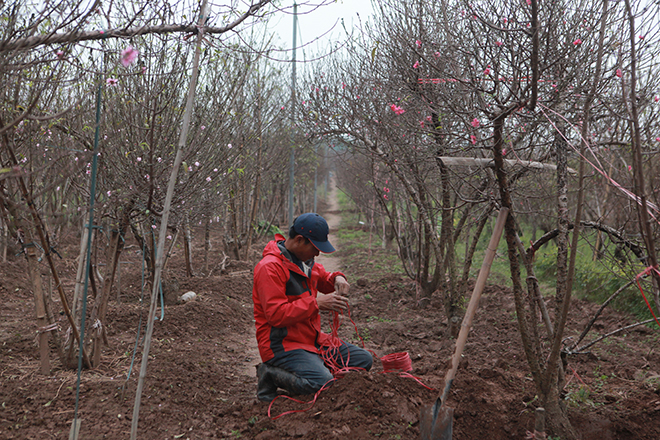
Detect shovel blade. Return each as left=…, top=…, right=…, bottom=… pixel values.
left=420, top=398, right=454, bottom=440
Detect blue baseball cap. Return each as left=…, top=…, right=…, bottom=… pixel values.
left=293, top=213, right=336, bottom=254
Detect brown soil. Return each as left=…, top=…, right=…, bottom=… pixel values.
left=1, top=218, right=660, bottom=439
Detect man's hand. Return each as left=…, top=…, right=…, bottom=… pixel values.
left=317, top=292, right=349, bottom=312
left=334, top=276, right=350, bottom=296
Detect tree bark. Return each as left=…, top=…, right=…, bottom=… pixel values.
left=90, top=205, right=131, bottom=367
left=183, top=213, right=195, bottom=277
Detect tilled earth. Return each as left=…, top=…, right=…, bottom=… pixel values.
left=1, top=224, right=660, bottom=439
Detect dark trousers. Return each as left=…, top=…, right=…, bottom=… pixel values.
left=267, top=341, right=373, bottom=395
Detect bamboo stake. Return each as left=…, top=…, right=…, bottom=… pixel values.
left=130, top=2, right=208, bottom=438
left=436, top=156, right=576, bottom=174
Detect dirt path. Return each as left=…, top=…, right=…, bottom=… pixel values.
left=314, top=175, right=341, bottom=273
left=239, top=178, right=343, bottom=379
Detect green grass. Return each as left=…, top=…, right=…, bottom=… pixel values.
left=533, top=239, right=651, bottom=319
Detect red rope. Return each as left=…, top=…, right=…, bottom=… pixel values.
left=538, top=103, right=660, bottom=225
left=636, top=266, right=660, bottom=328
left=381, top=351, right=412, bottom=372
left=564, top=364, right=588, bottom=390
left=267, top=378, right=336, bottom=420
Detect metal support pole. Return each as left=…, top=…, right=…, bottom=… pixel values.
left=288, top=2, right=297, bottom=226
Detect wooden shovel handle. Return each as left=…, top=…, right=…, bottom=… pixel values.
left=440, top=207, right=508, bottom=403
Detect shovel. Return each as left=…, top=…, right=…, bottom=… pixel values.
left=420, top=207, right=509, bottom=440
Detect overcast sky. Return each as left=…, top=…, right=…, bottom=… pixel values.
left=266, top=0, right=375, bottom=58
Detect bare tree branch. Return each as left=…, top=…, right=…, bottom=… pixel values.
left=0, top=0, right=272, bottom=53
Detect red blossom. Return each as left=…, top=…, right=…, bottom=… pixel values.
left=390, top=104, right=405, bottom=115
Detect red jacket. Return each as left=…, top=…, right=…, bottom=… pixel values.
left=253, top=234, right=345, bottom=363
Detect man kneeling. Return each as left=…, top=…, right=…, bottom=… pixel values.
left=252, top=213, right=373, bottom=401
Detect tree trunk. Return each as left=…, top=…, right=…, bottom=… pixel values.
left=541, top=385, right=577, bottom=440
left=183, top=213, right=195, bottom=277
left=90, top=206, right=130, bottom=367
left=203, top=215, right=211, bottom=274
left=492, top=107, right=577, bottom=439
left=25, top=242, right=51, bottom=375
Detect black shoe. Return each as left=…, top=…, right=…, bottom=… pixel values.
left=256, top=363, right=278, bottom=402
left=256, top=363, right=315, bottom=402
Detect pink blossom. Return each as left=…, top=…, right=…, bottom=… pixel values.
left=655, top=96, right=659, bottom=102
left=502, top=149, right=507, bottom=156
left=470, top=135, right=477, bottom=144
left=195, top=161, right=200, bottom=167
left=106, top=78, right=119, bottom=86
left=201, top=125, right=206, bottom=130
left=616, top=69, right=622, bottom=78
left=206, top=176, right=212, bottom=182
left=484, top=68, right=491, bottom=75
left=413, top=61, right=420, bottom=69
left=639, top=35, right=645, bottom=40
left=141, top=66, right=146, bottom=74
left=434, top=51, right=441, bottom=58
left=471, top=118, right=480, bottom=128
left=145, top=174, right=150, bottom=180
left=495, top=41, right=503, bottom=47
left=56, top=50, right=64, bottom=59
left=656, top=137, right=660, bottom=142
left=419, top=121, right=425, bottom=128
left=390, top=104, right=405, bottom=115
left=120, top=46, right=139, bottom=67
left=228, top=143, right=233, bottom=149
left=573, top=38, right=582, bottom=45
left=383, top=194, right=389, bottom=200
left=526, top=0, right=531, bottom=4
left=415, top=40, right=422, bottom=48
left=426, top=115, right=432, bottom=122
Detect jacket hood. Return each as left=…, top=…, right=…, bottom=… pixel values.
left=262, top=234, right=313, bottom=277
left=262, top=233, right=287, bottom=259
